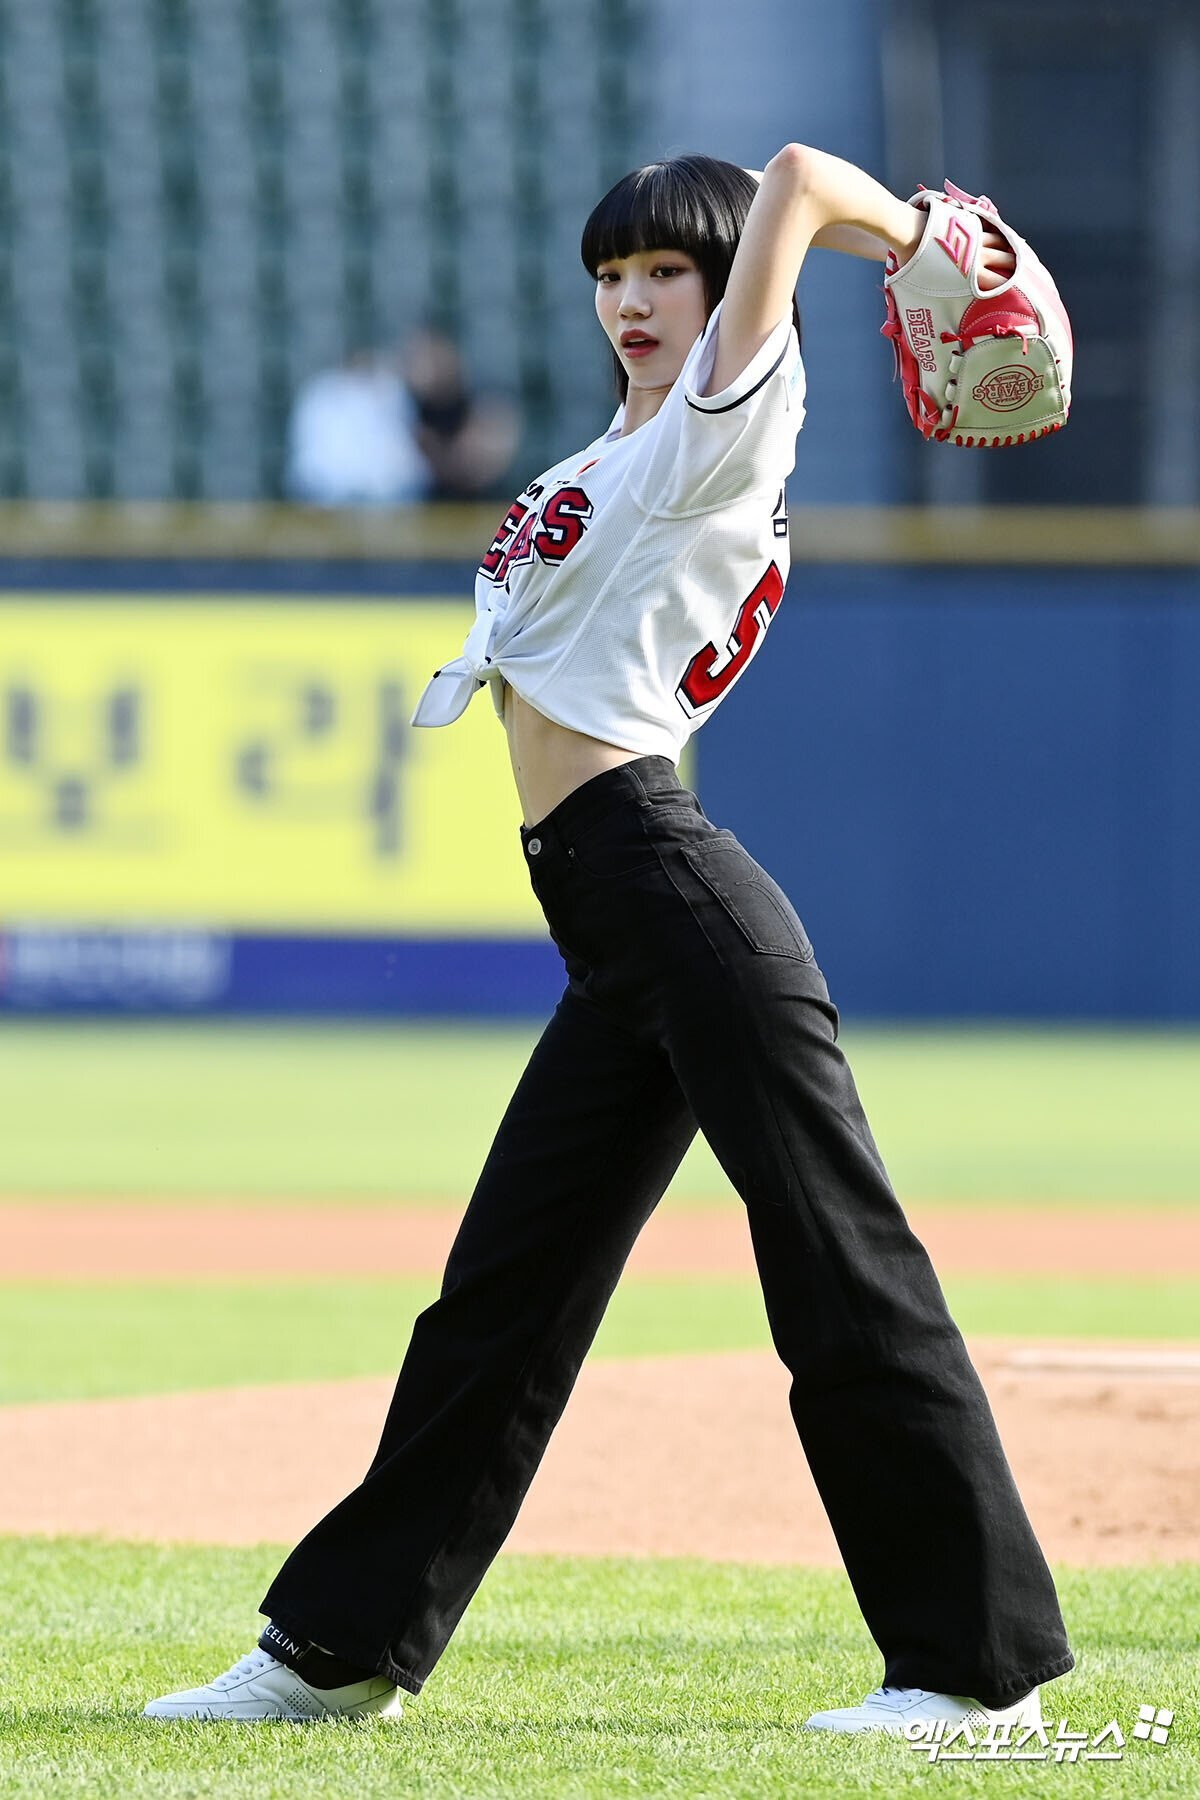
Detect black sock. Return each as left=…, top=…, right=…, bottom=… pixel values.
left=258, top=1620, right=379, bottom=1688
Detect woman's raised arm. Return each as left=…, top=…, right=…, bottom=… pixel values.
left=702, top=145, right=923, bottom=396
left=704, top=148, right=1019, bottom=397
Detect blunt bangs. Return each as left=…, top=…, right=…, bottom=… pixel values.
left=581, top=154, right=801, bottom=405
left=580, top=156, right=757, bottom=308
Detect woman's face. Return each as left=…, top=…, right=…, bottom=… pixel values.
left=594, top=247, right=708, bottom=396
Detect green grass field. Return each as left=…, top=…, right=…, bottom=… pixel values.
left=3, top=1020, right=1200, bottom=1206
left=3, top=1274, right=1199, bottom=1407
left=0, top=1543, right=1195, bottom=1798
left=1, top=1021, right=1196, bottom=1796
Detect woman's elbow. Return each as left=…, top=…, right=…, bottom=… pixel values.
left=764, top=142, right=815, bottom=189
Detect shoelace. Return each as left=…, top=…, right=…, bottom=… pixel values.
left=211, top=1648, right=278, bottom=1690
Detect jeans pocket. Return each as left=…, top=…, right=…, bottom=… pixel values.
left=681, top=837, right=815, bottom=961
left=637, top=790, right=706, bottom=843
left=568, top=806, right=660, bottom=879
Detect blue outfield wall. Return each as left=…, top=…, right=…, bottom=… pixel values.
left=1, top=558, right=1197, bottom=1020
left=699, top=564, right=1200, bottom=1020
left=0, top=930, right=565, bottom=1018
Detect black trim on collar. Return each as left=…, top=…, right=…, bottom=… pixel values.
left=684, top=337, right=789, bottom=416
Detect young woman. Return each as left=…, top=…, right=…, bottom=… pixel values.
left=146, top=146, right=1073, bottom=1732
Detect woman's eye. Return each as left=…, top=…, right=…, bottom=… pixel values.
left=653, top=265, right=683, bottom=277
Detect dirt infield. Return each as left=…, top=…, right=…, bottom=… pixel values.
left=5, top=1200, right=1200, bottom=1280
left=2, top=1342, right=1198, bottom=1564
left=3, top=1200, right=1198, bottom=1567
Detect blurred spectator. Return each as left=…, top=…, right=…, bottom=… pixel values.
left=285, top=333, right=518, bottom=506
left=285, top=350, right=429, bottom=505
left=401, top=328, right=519, bottom=499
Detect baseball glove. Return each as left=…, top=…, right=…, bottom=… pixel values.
left=882, top=180, right=1072, bottom=447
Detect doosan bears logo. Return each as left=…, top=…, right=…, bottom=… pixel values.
left=904, top=307, right=938, bottom=373
left=972, top=365, right=1045, bottom=412
left=479, top=480, right=594, bottom=588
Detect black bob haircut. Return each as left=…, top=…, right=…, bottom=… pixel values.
left=580, top=153, right=803, bottom=405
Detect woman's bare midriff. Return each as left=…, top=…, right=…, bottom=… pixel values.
left=502, top=681, right=648, bottom=827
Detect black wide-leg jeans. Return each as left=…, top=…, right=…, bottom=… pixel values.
left=262, top=756, right=1073, bottom=1709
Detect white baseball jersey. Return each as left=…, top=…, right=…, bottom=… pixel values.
left=410, top=298, right=805, bottom=758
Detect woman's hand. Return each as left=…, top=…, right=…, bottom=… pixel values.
left=977, top=226, right=1016, bottom=291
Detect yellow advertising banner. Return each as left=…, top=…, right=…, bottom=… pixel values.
left=0, top=597, right=545, bottom=932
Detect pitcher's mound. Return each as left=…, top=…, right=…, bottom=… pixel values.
left=2, top=1340, right=1197, bottom=1565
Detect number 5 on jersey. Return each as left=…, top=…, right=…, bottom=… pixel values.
left=675, top=562, right=785, bottom=718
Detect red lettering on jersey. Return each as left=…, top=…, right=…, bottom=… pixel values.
left=479, top=502, right=528, bottom=577
left=532, top=486, right=593, bottom=563
left=676, top=562, right=785, bottom=717
left=495, top=510, right=537, bottom=583
left=479, top=484, right=594, bottom=584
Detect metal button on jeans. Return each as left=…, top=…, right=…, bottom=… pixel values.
left=526, top=837, right=542, bottom=856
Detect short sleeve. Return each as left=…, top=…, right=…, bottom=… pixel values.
left=625, top=299, right=805, bottom=515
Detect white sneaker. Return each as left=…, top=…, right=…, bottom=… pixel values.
left=142, top=1647, right=404, bottom=1722
left=803, top=1684, right=1042, bottom=1734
